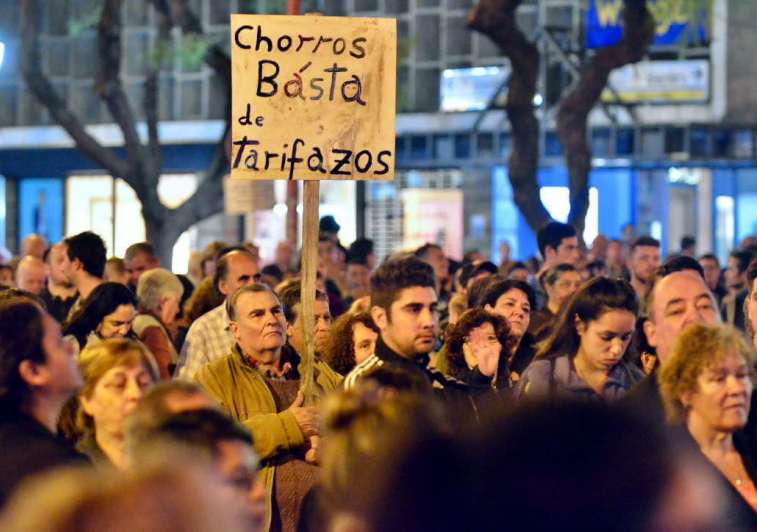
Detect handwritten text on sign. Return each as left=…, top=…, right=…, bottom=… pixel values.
left=230, top=15, right=396, bottom=181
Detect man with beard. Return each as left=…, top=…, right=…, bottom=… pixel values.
left=627, top=236, right=661, bottom=304
left=344, top=256, right=441, bottom=389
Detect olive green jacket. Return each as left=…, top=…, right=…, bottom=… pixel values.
left=193, top=345, right=342, bottom=531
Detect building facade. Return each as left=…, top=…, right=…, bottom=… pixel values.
left=0, top=0, right=755, bottom=266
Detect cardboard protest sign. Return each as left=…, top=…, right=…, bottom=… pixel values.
left=230, top=15, right=397, bottom=181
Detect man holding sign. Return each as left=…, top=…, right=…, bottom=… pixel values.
left=223, top=12, right=396, bottom=532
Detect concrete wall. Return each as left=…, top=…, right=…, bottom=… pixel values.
left=725, top=0, right=757, bottom=122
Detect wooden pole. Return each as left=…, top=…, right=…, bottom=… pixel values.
left=285, top=0, right=300, bottom=246
left=299, top=180, right=319, bottom=405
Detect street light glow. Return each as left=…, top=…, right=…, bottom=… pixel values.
left=0, top=42, right=5, bottom=70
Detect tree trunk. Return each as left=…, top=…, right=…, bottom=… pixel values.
left=556, top=0, right=655, bottom=240
left=468, top=0, right=552, bottom=235
left=21, top=0, right=231, bottom=270
left=144, top=212, right=183, bottom=268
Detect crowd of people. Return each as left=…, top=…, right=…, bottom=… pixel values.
left=1, top=217, right=756, bottom=531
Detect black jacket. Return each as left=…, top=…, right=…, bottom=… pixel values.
left=0, top=411, right=88, bottom=508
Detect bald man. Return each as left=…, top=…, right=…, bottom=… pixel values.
left=15, top=256, right=46, bottom=295
left=623, top=271, right=720, bottom=423
left=20, top=234, right=47, bottom=260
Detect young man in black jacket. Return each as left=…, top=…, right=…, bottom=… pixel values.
left=0, top=296, right=86, bottom=507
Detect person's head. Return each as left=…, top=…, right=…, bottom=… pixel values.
left=471, top=400, right=673, bottom=532
left=628, top=236, right=661, bottom=285
left=644, top=271, right=720, bottom=363
left=680, top=236, right=696, bottom=257
left=658, top=255, right=704, bottom=279
left=259, top=264, right=284, bottom=290
left=345, top=258, right=371, bottom=298
left=725, top=249, right=754, bottom=291
left=74, top=339, right=157, bottom=444
left=542, top=264, right=582, bottom=309
left=0, top=298, right=81, bottom=414
left=744, top=259, right=757, bottom=343
left=606, top=238, right=623, bottom=265
left=0, top=264, right=14, bottom=287
left=14, top=256, right=46, bottom=295
left=62, top=231, right=107, bottom=282
left=126, top=381, right=216, bottom=453
left=274, top=241, right=294, bottom=269
left=63, top=282, right=137, bottom=349
left=21, top=234, right=47, bottom=260
left=697, top=254, right=721, bottom=292
left=183, top=277, right=225, bottom=326
left=319, top=215, right=341, bottom=241
left=659, top=323, right=754, bottom=432
left=201, top=241, right=228, bottom=279
left=415, top=243, right=449, bottom=285
left=459, top=260, right=498, bottom=292
left=370, top=257, right=438, bottom=359
left=482, top=279, right=535, bottom=342
left=277, top=282, right=332, bottom=356
left=537, top=222, right=579, bottom=268
left=586, top=259, right=608, bottom=279
left=320, top=386, right=445, bottom=512
left=227, top=285, right=287, bottom=364
left=323, top=311, right=380, bottom=375
left=145, top=409, right=261, bottom=526
left=349, top=238, right=375, bottom=270
left=0, top=459, right=252, bottom=532
left=104, top=257, right=129, bottom=285
left=505, top=261, right=530, bottom=282
left=45, top=242, right=73, bottom=288
left=538, top=277, right=638, bottom=368
left=124, top=242, right=160, bottom=289
left=214, top=249, right=260, bottom=300
left=137, top=268, right=184, bottom=327
left=445, top=308, right=512, bottom=379
left=589, top=234, right=608, bottom=260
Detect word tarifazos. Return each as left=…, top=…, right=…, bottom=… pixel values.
left=232, top=136, right=392, bottom=179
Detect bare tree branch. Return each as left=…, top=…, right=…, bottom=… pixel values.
left=20, top=0, right=129, bottom=178
left=468, top=0, right=552, bottom=234
left=96, top=0, right=147, bottom=190
left=148, top=0, right=231, bottom=83
left=172, top=124, right=230, bottom=234
left=145, top=2, right=172, bottom=174
left=557, top=0, right=655, bottom=237
left=147, top=0, right=231, bottom=234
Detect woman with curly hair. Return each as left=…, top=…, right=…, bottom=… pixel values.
left=445, top=308, right=512, bottom=388
left=442, top=308, right=513, bottom=422
left=323, top=312, right=379, bottom=376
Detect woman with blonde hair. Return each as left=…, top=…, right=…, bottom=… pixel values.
left=658, top=323, right=757, bottom=523
left=64, top=339, right=158, bottom=469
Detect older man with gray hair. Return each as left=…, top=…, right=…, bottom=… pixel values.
left=133, top=268, right=184, bottom=379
